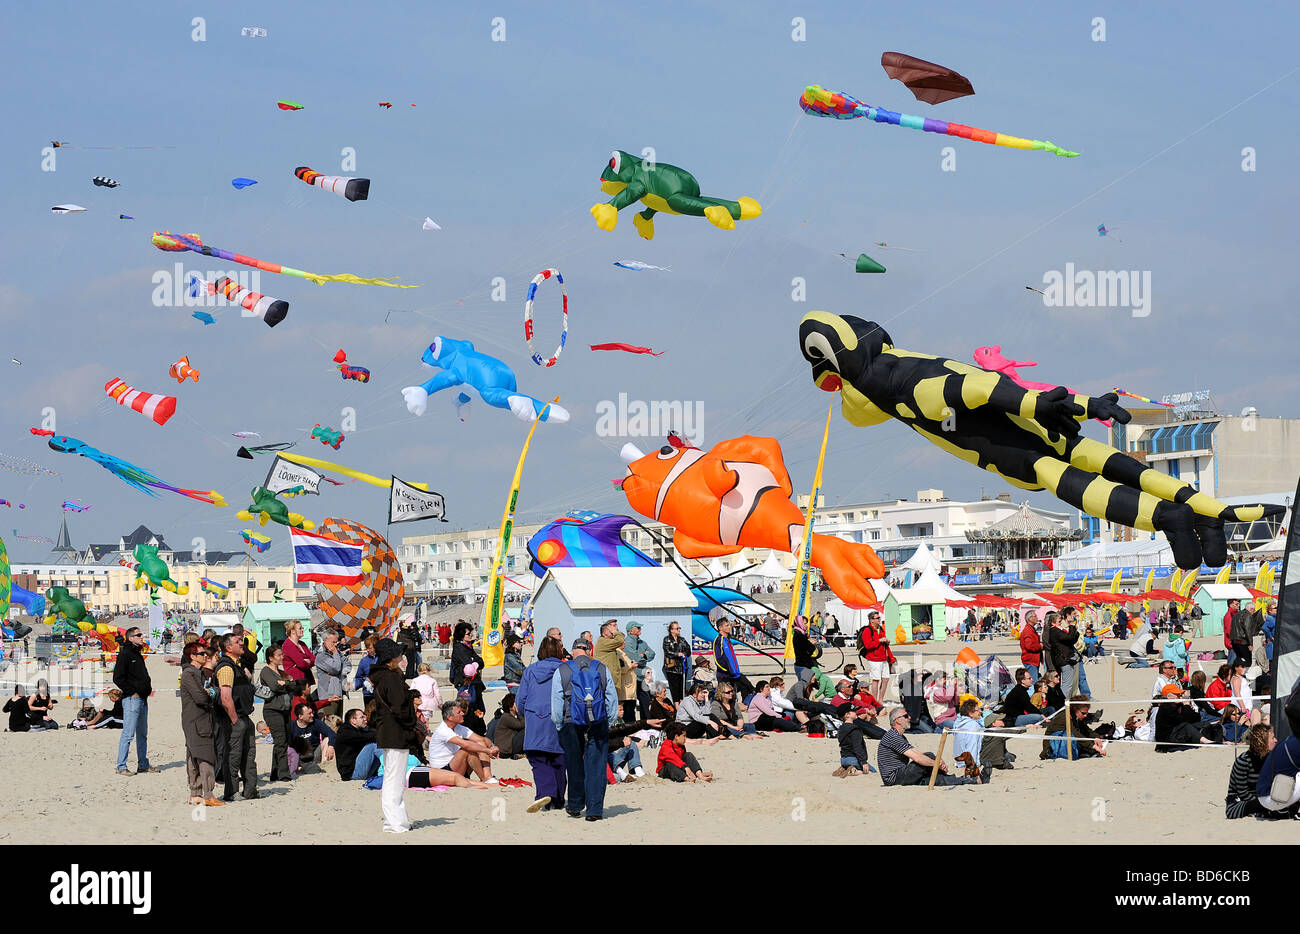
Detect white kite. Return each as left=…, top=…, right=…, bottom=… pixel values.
left=51, top=204, right=86, bottom=214
left=422, top=217, right=441, bottom=231
left=613, top=260, right=670, bottom=272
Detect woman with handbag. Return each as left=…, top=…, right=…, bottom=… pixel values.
left=180, top=641, right=222, bottom=807
left=370, top=639, right=421, bottom=834
left=259, top=645, right=299, bottom=782
left=662, top=621, right=691, bottom=702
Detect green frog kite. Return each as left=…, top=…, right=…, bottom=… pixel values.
left=590, top=150, right=761, bottom=240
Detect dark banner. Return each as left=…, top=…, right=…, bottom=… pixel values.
left=1271, top=477, right=1300, bottom=740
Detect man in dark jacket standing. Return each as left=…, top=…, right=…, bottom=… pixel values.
left=216, top=633, right=259, bottom=801
left=112, top=627, right=157, bottom=776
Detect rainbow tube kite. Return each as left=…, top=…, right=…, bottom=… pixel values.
left=153, top=231, right=416, bottom=288
left=240, top=530, right=273, bottom=553
left=294, top=166, right=370, bottom=202
left=190, top=274, right=289, bottom=327
left=799, top=85, right=1079, bottom=157
left=104, top=378, right=177, bottom=426
left=200, top=577, right=230, bottom=598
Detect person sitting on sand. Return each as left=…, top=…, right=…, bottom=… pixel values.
left=4, top=687, right=29, bottom=733
left=608, top=717, right=663, bottom=781
left=1042, top=672, right=1065, bottom=716
left=1001, top=668, right=1045, bottom=727
left=489, top=693, right=526, bottom=759
left=335, top=708, right=380, bottom=782
left=1256, top=729, right=1300, bottom=817
left=376, top=751, right=493, bottom=791
left=656, top=722, right=713, bottom=783
left=646, top=681, right=677, bottom=723
left=767, top=677, right=812, bottom=728
left=710, top=682, right=753, bottom=739
left=428, top=700, right=498, bottom=783
left=925, top=671, right=960, bottom=730
left=833, top=707, right=882, bottom=776
left=289, top=703, right=336, bottom=772
left=877, top=707, right=983, bottom=787
left=744, top=680, right=801, bottom=733
left=950, top=698, right=1022, bottom=773
left=677, top=683, right=723, bottom=739
left=1039, top=695, right=1107, bottom=759
left=690, top=657, right=716, bottom=694
left=1225, top=723, right=1274, bottom=819
left=28, top=679, right=59, bottom=731
left=86, top=689, right=125, bottom=730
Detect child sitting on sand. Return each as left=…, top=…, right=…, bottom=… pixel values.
left=657, top=722, right=714, bottom=783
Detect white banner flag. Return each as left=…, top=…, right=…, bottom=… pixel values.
left=390, top=476, right=446, bottom=523
left=264, top=455, right=322, bottom=496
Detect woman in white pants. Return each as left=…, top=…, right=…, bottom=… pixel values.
left=369, top=639, right=420, bottom=833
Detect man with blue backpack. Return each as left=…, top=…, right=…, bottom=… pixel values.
left=551, top=636, right=619, bottom=821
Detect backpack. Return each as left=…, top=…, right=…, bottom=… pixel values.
left=559, top=656, right=607, bottom=726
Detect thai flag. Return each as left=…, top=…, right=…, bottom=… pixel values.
left=291, top=528, right=364, bottom=584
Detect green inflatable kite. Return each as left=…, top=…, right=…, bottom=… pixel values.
left=591, top=150, right=761, bottom=240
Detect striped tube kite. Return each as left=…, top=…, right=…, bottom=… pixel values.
left=104, top=378, right=177, bottom=426
left=189, top=275, right=288, bottom=327
left=294, top=166, right=370, bottom=202
left=153, top=231, right=416, bottom=288
left=799, top=85, right=1079, bottom=157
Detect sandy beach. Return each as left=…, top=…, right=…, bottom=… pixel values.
left=0, top=632, right=1288, bottom=845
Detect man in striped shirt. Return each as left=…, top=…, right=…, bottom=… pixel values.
left=877, top=708, right=983, bottom=787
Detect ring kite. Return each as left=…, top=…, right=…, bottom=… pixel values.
left=154, top=231, right=415, bottom=289
left=523, top=269, right=567, bottom=368
left=797, top=311, right=1281, bottom=569
left=799, top=85, right=1079, bottom=157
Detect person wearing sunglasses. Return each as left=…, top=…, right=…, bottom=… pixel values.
left=112, top=627, right=158, bottom=777
left=179, top=641, right=223, bottom=807
left=877, top=708, right=982, bottom=787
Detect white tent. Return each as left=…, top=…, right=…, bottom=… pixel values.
left=707, top=557, right=727, bottom=579
left=1249, top=534, right=1287, bottom=556
left=892, top=568, right=966, bottom=605
left=902, top=543, right=942, bottom=576
left=755, top=553, right=794, bottom=581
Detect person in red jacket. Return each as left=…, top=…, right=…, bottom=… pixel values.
left=1019, top=610, right=1043, bottom=682
left=656, top=722, right=713, bottom=782
left=859, top=611, right=891, bottom=703
left=280, top=620, right=317, bottom=712
left=1204, top=664, right=1234, bottom=712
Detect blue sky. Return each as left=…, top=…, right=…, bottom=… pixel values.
left=2, top=0, right=1297, bottom=563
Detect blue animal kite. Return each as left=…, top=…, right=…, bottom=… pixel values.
left=401, top=336, right=570, bottom=423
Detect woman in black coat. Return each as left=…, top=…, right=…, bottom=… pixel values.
left=370, top=639, right=422, bottom=834
left=662, top=621, right=692, bottom=702
left=450, top=621, right=487, bottom=734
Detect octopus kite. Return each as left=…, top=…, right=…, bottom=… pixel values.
left=797, top=312, right=1283, bottom=569
left=30, top=430, right=223, bottom=506
left=591, top=150, right=761, bottom=241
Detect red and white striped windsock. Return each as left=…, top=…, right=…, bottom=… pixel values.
left=104, top=378, right=177, bottom=426
left=294, top=166, right=370, bottom=202
left=195, top=276, right=289, bottom=327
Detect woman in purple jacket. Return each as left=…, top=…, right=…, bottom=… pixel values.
left=513, top=636, right=567, bottom=814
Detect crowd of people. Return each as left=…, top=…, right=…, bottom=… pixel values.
left=6, top=591, right=1296, bottom=831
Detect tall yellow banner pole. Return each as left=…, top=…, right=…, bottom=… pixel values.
left=786, top=404, right=833, bottom=665
left=482, top=399, right=556, bottom=668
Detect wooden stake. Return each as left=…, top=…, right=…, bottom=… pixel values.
left=1110, top=651, right=1116, bottom=693
left=1065, top=699, right=1074, bottom=761
left=928, top=728, right=950, bottom=789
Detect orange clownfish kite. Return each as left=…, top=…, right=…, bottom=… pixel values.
left=168, top=355, right=199, bottom=383
left=618, top=434, right=884, bottom=606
